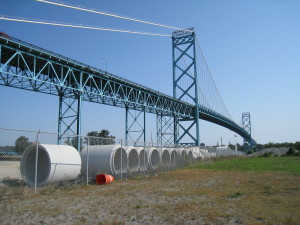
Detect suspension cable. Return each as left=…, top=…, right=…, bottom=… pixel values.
left=0, top=15, right=171, bottom=37
left=35, top=0, right=184, bottom=31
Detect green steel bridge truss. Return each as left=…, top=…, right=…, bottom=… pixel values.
left=0, top=35, right=255, bottom=149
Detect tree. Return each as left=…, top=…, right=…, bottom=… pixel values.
left=65, top=136, right=83, bottom=151
left=86, top=130, right=115, bottom=145
left=228, top=144, right=235, bottom=150
left=15, top=136, right=31, bottom=154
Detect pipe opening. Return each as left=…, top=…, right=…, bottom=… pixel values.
left=138, top=148, right=148, bottom=171
left=149, top=148, right=160, bottom=170
left=20, top=145, right=51, bottom=186
left=162, top=149, right=170, bottom=168
left=170, top=150, right=178, bottom=167
left=127, top=147, right=139, bottom=172
left=113, top=147, right=127, bottom=174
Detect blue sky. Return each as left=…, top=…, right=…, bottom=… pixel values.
left=0, top=0, right=299, bottom=145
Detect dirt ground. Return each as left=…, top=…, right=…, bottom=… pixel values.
left=0, top=169, right=300, bottom=225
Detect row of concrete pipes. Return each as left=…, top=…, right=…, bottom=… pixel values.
left=20, top=144, right=212, bottom=186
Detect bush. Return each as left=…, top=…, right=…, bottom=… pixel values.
left=247, top=149, right=254, bottom=155
left=261, top=152, right=274, bottom=158
left=285, top=148, right=300, bottom=157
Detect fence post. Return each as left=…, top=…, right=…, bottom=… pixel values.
left=34, top=130, right=40, bottom=194
left=174, top=146, right=176, bottom=169
left=86, top=137, right=89, bottom=185
left=144, top=141, right=146, bottom=177
left=121, top=139, right=123, bottom=180
left=160, top=135, right=163, bottom=174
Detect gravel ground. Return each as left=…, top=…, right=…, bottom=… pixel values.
left=0, top=169, right=300, bottom=225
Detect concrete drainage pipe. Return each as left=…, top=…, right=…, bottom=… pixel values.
left=179, top=148, right=187, bottom=167
left=169, top=148, right=179, bottom=168
left=186, top=149, right=194, bottom=164
left=20, top=144, right=81, bottom=187
left=161, top=148, right=171, bottom=169
left=125, top=146, right=139, bottom=173
left=81, top=145, right=127, bottom=181
left=147, top=147, right=160, bottom=170
left=137, top=147, right=148, bottom=171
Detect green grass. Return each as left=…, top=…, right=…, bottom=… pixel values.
left=190, top=157, right=300, bottom=174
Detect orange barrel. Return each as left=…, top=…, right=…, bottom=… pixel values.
left=95, top=174, right=114, bottom=185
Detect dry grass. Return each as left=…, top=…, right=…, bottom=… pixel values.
left=0, top=167, right=300, bottom=224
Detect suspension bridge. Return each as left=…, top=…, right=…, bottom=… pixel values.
left=0, top=1, right=256, bottom=149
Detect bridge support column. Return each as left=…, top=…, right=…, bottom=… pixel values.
left=172, top=28, right=200, bottom=146
left=57, top=93, right=82, bottom=150
left=156, top=113, right=175, bottom=147
left=125, top=106, right=146, bottom=146
left=242, top=112, right=252, bottom=147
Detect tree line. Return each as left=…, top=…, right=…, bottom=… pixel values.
left=0, top=129, right=116, bottom=154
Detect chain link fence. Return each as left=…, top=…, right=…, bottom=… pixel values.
left=0, top=127, right=244, bottom=193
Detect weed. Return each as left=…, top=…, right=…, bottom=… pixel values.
left=285, top=185, right=299, bottom=191
left=38, top=185, right=59, bottom=195
left=227, top=191, right=243, bottom=198
left=134, top=204, right=141, bottom=209
left=0, top=185, right=25, bottom=199
left=263, top=185, right=273, bottom=194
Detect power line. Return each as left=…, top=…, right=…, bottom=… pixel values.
left=35, top=0, right=184, bottom=31
left=0, top=15, right=171, bottom=37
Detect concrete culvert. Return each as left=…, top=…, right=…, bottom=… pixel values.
left=186, top=149, right=194, bottom=164
left=169, top=148, right=179, bottom=168
left=137, top=147, right=148, bottom=171
left=81, top=145, right=127, bottom=181
left=199, top=148, right=209, bottom=159
left=147, top=147, right=160, bottom=170
left=161, top=148, right=171, bottom=169
left=20, top=144, right=81, bottom=187
left=180, top=148, right=187, bottom=159
left=125, top=146, right=139, bottom=173
left=180, top=148, right=187, bottom=167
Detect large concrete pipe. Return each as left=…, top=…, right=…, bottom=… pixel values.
left=180, top=148, right=187, bottom=159
left=147, top=147, right=160, bottom=170
left=169, top=148, right=179, bottom=168
left=161, top=148, right=171, bottom=169
left=81, top=145, right=127, bottom=181
left=179, top=148, right=187, bottom=167
left=20, top=144, right=81, bottom=187
left=190, top=147, right=204, bottom=160
left=125, top=146, right=139, bottom=173
left=186, top=149, right=194, bottom=163
left=199, top=148, right=209, bottom=159
left=137, top=147, right=148, bottom=171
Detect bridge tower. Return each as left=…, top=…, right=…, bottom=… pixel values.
left=171, top=28, right=200, bottom=146
left=242, top=112, right=252, bottom=146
